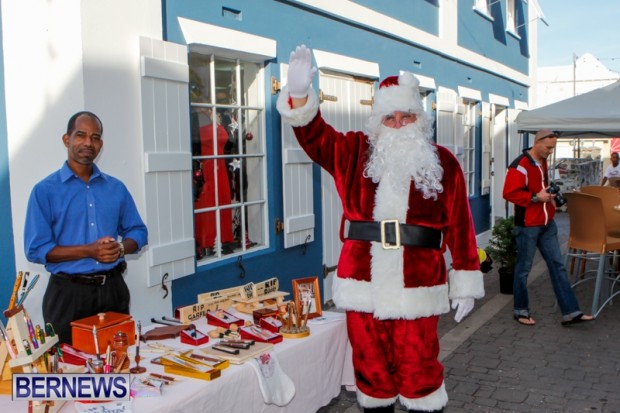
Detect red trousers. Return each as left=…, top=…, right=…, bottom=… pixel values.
left=346, top=311, right=444, bottom=405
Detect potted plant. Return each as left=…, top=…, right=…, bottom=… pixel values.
left=485, top=216, right=518, bottom=294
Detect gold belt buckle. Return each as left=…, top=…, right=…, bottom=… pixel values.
left=380, top=219, right=401, bottom=250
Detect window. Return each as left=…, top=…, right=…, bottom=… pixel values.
left=462, top=102, right=477, bottom=197
left=189, top=52, right=267, bottom=262
left=473, top=0, right=493, bottom=19
left=506, top=0, right=517, bottom=33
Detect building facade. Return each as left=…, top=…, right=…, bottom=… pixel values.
left=0, top=0, right=539, bottom=325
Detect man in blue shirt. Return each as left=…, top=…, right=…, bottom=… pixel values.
left=24, top=111, right=148, bottom=345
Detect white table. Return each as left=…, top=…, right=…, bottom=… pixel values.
left=2, top=311, right=355, bottom=412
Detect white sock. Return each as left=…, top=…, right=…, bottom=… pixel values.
left=250, top=352, right=295, bottom=406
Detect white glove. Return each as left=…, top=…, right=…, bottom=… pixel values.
left=451, top=298, right=474, bottom=323
left=287, top=45, right=317, bottom=98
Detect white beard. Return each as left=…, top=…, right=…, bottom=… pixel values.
left=364, top=120, right=443, bottom=199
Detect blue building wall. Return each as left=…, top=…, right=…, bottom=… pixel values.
left=353, top=0, right=440, bottom=35
left=0, top=10, right=16, bottom=321
left=458, top=0, right=530, bottom=74
left=159, top=0, right=530, bottom=310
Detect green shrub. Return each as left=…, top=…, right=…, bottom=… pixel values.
left=485, top=216, right=518, bottom=270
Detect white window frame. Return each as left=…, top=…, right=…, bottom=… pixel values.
left=189, top=53, right=268, bottom=264
left=178, top=18, right=276, bottom=265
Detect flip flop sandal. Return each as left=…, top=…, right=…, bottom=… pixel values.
left=513, top=314, right=536, bottom=326
left=561, top=313, right=594, bottom=326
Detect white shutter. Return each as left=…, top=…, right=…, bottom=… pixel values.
left=139, top=37, right=195, bottom=286
left=481, top=102, right=492, bottom=195
left=280, top=63, right=315, bottom=248
left=454, top=102, right=466, bottom=166
left=436, top=87, right=457, bottom=154
left=507, top=108, right=521, bottom=164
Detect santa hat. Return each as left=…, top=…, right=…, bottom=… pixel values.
left=371, top=72, right=423, bottom=118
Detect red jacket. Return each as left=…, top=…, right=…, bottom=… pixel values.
left=503, top=149, right=555, bottom=227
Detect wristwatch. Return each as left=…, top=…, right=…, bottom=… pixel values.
left=118, top=241, right=125, bottom=258
left=531, top=193, right=539, bottom=203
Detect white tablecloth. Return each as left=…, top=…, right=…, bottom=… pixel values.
left=1, top=311, right=355, bottom=413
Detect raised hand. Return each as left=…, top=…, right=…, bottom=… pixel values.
left=287, top=45, right=317, bottom=98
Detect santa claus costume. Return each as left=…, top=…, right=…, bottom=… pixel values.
left=278, top=67, right=484, bottom=412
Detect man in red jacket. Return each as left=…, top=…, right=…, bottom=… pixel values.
left=503, top=129, right=593, bottom=326
left=278, top=45, right=484, bottom=413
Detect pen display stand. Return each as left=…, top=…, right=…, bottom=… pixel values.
left=1, top=305, right=65, bottom=413
left=233, top=291, right=289, bottom=314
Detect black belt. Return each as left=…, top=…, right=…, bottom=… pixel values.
left=346, top=220, right=442, bottom=249
left=54, top=262, right=126, bottom=286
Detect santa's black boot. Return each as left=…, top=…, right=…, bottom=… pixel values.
left=363, top=405, right=394, bottom=413
left=408, top=409, right=444, bottom=413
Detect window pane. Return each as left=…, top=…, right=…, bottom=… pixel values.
left=245, top=156, right=264, bottom=203
left=220, top=108, right=242, bottom=156
left=194, top=210, right=235, bottom=259
left=240, top=61, right=261, bottom=107
left=227, top=205, right=261, bottom=254
left=189, top=52, right=212, bottom=104
left=246, top=203, right=265, bottom=248
left=240, top=109, right=263, bottom=156
left=215, top=58, right=237, bottom=105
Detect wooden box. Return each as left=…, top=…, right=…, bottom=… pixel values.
left=158, top=354, right=221, bottom=381
left=252, top=307, right=278, bottom=324
left=70, top=312, right=135, bottom=355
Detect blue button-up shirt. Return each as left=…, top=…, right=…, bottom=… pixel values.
left=24, top=162, right=148, bottom=275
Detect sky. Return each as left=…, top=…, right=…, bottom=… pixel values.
left=536, top=0, right=620, bottom=73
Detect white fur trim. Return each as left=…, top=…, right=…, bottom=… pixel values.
left=276, top=85, right=319, bottom=127
left=372, top=72, right=423, bottom=118
left=332, top=275, right=375, bottom=313
left=448, top=269, right=485, bottom=299
left=357, top=391, right=398, bottom=408
left=332, top=275, right=450, bottom=319
left=399, top=382, right=448, bottom=411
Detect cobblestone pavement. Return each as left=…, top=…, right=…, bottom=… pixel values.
left=317, top=212, right=620, bottom=413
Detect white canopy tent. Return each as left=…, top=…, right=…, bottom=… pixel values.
left=516, top=80, right=620, bottom=137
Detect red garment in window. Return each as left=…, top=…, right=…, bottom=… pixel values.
left=194, top=123, right=234, bottom=249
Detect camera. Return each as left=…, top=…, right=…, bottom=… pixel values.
left=546, top=182, right=567, bottom=207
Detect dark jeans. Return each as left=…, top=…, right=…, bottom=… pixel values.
left=513, top=220, right=582, bottom=319
left=43, top=269, right=130, bottom=345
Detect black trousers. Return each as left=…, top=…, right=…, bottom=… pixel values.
left=42, top=268, right=130, bottom=345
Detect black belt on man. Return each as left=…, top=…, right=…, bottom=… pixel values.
left=53, top=261, right=127, bottom=286
left=345, top=220, right=442, bottom=250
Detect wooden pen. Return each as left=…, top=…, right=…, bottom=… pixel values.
left=8, top=271, right=23, bottom=310
left=149, top=372, right=175, bottom=383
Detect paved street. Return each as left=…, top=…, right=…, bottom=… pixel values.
left=318, top=211, right=620, bottom=413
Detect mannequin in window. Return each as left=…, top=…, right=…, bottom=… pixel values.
left=194, top=108, right=234, bottom=256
